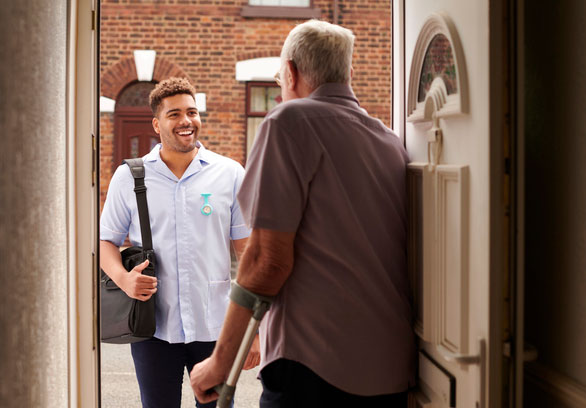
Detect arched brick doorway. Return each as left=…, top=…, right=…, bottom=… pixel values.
left=114, top=81, right=159, bottom=165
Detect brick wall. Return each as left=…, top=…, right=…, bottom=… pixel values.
left=100, top=0, right=392, bottom=208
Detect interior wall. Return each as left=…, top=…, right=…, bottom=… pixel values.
left=0, top=1, right=69, bottom=406
left=524, top=0, right=586, bottom=404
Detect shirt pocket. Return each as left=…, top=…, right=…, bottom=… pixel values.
left=207, top=280, right=231, bottom=329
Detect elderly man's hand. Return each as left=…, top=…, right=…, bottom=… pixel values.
left=190, top=357, right=226, bottom=405
left=242, top=334, right=260, bottom=370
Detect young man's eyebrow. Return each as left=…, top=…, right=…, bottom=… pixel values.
left=165, top=107, right=198, bottom=115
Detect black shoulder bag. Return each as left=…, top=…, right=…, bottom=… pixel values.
left=100, top=158, right=157, bottom=344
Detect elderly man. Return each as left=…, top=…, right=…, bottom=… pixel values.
left=191, top=20, right=415, bottom=407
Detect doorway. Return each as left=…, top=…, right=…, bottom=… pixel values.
left=114, top=82, right=160, bottom=163
left=521, top=1, right=586, bottom=406
left=97, top=1, right=394, bottom=407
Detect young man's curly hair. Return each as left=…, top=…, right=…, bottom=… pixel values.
left=149, top=77, right=196, bottom=116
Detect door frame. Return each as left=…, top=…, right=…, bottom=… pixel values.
left=488, top=0, right=512, bottom=406
left=68, top=0, right=100, bottom=406
left=511, top=0, right=525, bottom=405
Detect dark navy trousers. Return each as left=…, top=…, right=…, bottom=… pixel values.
left=130, top=337, right=231, bottom=408
left=259, top=359, right=408, bottom=408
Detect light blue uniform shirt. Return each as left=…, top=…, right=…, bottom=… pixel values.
left=100, top=143, right=250, bottom=343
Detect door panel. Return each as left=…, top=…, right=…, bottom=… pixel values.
left=396, top=1, right=494, bottom=407
left=436, top=165, right=469, bottom=355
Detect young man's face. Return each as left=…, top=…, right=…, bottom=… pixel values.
left=152, top=93, right=201, bottom=154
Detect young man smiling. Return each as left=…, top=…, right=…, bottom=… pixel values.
left=100, top=77, right=258, bottom=408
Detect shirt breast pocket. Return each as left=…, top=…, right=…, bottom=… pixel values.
left=207, top=280, right=231, bottom=329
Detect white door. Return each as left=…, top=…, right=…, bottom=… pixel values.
left=393, top=1, right=509, bottom=407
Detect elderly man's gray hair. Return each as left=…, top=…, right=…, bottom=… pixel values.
left=281, top=20, right=355, bottom=89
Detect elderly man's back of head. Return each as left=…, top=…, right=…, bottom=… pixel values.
left=281, top=20, right=355, bottom=89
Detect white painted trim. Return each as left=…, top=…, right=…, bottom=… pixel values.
left=526, top=363, right=586, bottom=408
left=195, top=93, right=207, bottom=112
left=407, top=12, right=468, bottom=123
left=99, top=96, right=115, bottom=113
left=235, top=57, right=280, bottom=81
left=392, top=0, right=405, bottom=139
left=134, top=50, right=156, bottom=82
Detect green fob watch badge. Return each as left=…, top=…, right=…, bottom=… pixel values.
left=200, top=193, right=213, bottom=216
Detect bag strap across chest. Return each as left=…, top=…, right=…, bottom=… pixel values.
left=123, top=158, right=153, bottom=251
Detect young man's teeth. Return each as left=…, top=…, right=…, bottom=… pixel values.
left=177, top=130, right=193, bottom=135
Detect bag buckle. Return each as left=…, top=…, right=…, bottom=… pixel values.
left=144, top=249, right=155, bottom=264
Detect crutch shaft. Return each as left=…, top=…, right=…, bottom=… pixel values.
left=215, top=316, right=261, bottom=408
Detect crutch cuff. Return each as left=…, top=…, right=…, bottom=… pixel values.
left=230, top=281, right=273, bottom=320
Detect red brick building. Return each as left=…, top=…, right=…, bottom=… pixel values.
left=100, top=0, right=392, bottom=209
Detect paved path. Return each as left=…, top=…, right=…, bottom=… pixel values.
left=101, top=343, right=262, bottom=407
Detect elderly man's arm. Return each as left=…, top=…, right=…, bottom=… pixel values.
left=236, top=228, right=295, bottom=295
left=190, top=228, right=295, bottom=403
left=230, top=236, right=261, bottom=370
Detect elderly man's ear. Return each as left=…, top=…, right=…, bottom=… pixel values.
left=285, top=60, right=298, bottom=90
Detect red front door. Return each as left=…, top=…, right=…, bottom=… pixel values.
left=114, top=106, right=160, bottom=165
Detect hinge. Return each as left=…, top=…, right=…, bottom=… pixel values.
left=92, top=252, right=97, bottom=350
left=91, top=9, right=96, bottom=31
left=503, top=341, right=539, bottom=362
left=92, top=133, right=96, bottom=186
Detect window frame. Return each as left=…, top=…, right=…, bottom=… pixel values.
left=245, top=81, right=281, bottom=160
left=246, top=81, right=281, bottom=117
left=241, top=0, right=320, bottom=19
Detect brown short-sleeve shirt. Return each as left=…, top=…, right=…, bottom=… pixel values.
left=237, top=83, right=415, bottom=395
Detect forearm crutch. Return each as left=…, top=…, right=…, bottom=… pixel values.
left=213, top=282, right=273, bottom=408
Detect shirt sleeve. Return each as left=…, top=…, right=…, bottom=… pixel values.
left=100, top=165, right=133, bottom=246
left=237, top=115, right=323, bottom=232
left=230, top=163, right=252, bottom=240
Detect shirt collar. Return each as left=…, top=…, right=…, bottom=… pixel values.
left=144, top=141, right=213, bottom=181
left=194, top=141, right=213, bottom=165
left=308, top=83, right=361, bottom=107
left=145, top=141, right=212, bottom=163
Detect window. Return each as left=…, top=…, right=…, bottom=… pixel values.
left=241, top=0, right=320, bottom=18
left=246, top=82, right=281, bottom=159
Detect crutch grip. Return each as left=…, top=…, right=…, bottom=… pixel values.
left=214, top=384, right=236, bottom=408
left=209, top=317, right=260, bottom=408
